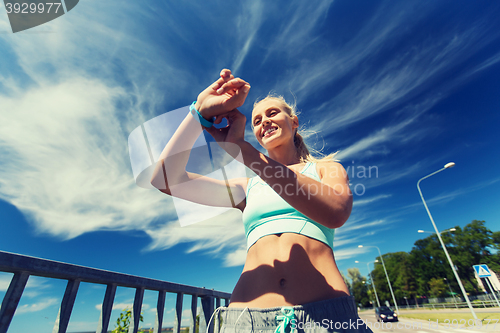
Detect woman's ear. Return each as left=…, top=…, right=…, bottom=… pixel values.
left=292, top=115, right=299, bottom=129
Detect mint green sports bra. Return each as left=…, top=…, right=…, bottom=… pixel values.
left=242, top=162, right=335, bottom=251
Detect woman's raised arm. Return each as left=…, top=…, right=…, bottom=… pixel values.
left=149, top=70, right=251, bottom=210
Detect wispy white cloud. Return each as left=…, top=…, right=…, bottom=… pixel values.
left=340, top=219, right=390, bottom=233
left=231, top=1, right=264, bottom=73
left=0, top=78, right=176, bottom=239
left=402, top=177, right=500, bottom=211
left=16, top=298, right=58, bottom=314
left=353, top=194, right=392, bottom=207
left=0, top=2, right=188, bottom=240
left=144, top=209, right=247, bottom=265
left=95, top=302, right=150, bottom=311
left=0, top=275, right=53, bottom=297
left=469, top=51, right=500, bottom=75
left=263, top=1, right=333, bottom=61
left=332, top=247, right=366, bottom=261
left=221, top=245, right=247, bottom=267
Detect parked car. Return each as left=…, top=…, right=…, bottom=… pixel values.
left=375, top=306, right=398, bottom=322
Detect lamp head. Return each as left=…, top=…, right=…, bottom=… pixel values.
left=418, top=230, right=424, bottom=233
left=444, top=162, right=455, bottom=169
left=449, top=228, right=456, bottom=232
left=358, top=245, right=363, bottom=248
left=355, top=261, right=360, bottom=263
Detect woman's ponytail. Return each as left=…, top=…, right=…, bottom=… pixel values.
left=294, top=131, right=312, bottom=163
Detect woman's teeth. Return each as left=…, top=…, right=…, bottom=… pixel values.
left=264, top=128, right=276, bottom=137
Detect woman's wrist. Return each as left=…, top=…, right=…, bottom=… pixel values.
left=194, top=101, right=211, bottom=120
left=194, top=101, right=203, bottom=114
left=190, top=101, right=214, bottom=128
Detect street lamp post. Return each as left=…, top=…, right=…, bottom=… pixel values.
left=404, top=296, right=409, bottom=308
left=417, top=162, right=478, bottom=319
left=355, top=260, right=381, bottom=307
left=359, top=245, right=399, bottom=314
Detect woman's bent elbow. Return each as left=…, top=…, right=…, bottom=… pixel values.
left=151, top=177, right=170, bottom=195
left=327, top=204, right=352, bottom=229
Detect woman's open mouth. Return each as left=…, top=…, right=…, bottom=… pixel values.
left=263, top=126, right=278, bottom=138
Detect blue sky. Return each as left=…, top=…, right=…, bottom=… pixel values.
left=1, top=0, right=500, bottom=331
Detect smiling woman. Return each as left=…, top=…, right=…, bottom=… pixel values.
left=150, top=69, right=371, bottom=333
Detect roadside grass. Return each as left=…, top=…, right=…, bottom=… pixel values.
left=398, top=313, right=499, bottom=327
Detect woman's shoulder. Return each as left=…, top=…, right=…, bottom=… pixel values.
left=314, top=160, right=348, bottom=181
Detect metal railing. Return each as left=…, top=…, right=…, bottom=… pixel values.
left=0, top=251, right=231, bottom=333
left=394, top=300, right=499, bottom=310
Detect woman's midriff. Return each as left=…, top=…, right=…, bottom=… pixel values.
left=228, top=233, right=349, bottom=308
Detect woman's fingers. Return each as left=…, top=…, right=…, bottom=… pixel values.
left=213, top=112, right=229, bottom=125
left=216, top=78, right=250, bottom=95
left=220, top=69, right=232, bottom=78
left=212, top=70, right=234, bottom=91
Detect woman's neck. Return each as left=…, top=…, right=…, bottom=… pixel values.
left=267, top=142, right=301, bottom=166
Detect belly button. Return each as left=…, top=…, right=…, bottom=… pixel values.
left=279, top=278, right=286, bottom=288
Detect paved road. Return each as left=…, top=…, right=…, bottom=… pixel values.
left=357, top=310, right=499, bottom=333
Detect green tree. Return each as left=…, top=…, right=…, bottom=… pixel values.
left=370, top=252, right=416, bottom=306
left=409, top=220, right=498, bottom=297
left=448, top=221, right=494, bottom=293
left=488, top=230, right=500, bottom=273
left=348, top=268, right=370, bottom=307
left=112, top=308, right=145, bottom=333
left=349, top=220, right=497, bottom=305
left=492, top=231, right=500, bottom=250
left=410, top=234, right=449, bottom=297
left=341, top=271, right=352, bottom=295
left=428, top=277, right=446, bottom=297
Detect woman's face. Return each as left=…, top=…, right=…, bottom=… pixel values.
left=252, top=99, right=298, bottom=150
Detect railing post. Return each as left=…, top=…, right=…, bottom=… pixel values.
left=0, top=272, right=29, bottom=333
left=154, top=290, right=166, bottom=333
left=174, top=292, right=184, bottom=333
left=129, top=288, right=144, bottom=333
left=97, top=284, right=117, bottom=333
left=215, top=297, right=221, bottom=333
left=189, top=295, right=198, bottom=333
left=201, top=296, right=214, bottom=333
left=53, top=279, right=80, bottom=333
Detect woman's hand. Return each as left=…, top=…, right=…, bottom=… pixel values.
left=205, top=109, right=247, bottom=157
left=195, top=69, right=251, bottom=121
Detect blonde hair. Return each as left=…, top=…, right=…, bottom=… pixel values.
left=253, top=94, right=338, bottom=163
